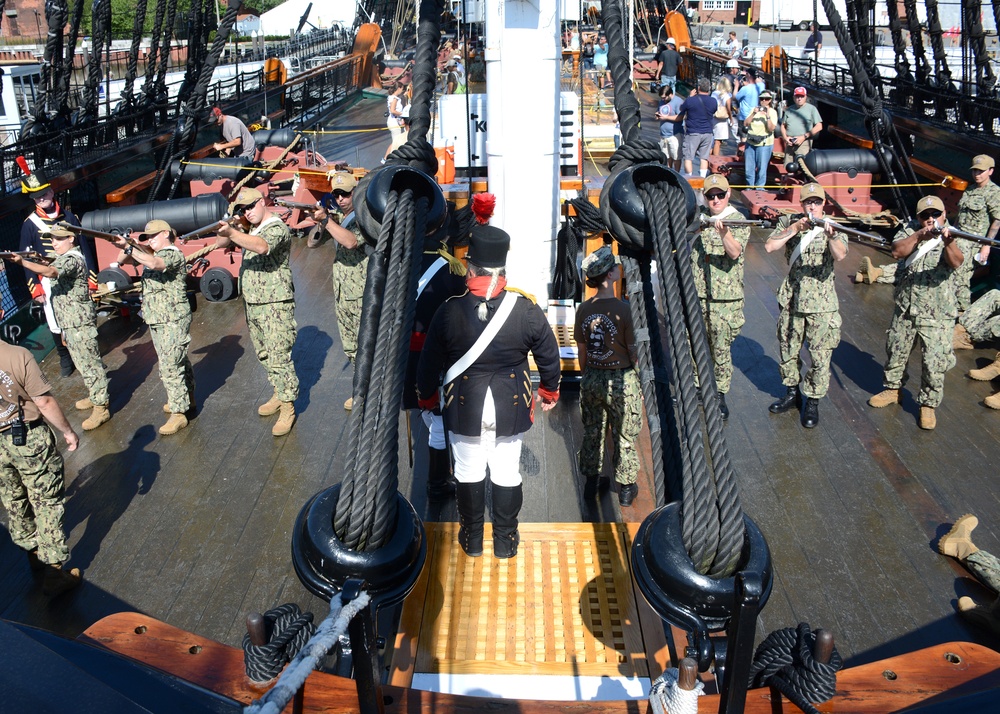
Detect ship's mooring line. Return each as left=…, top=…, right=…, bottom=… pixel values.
left=243, top=591, right=371, bottom=714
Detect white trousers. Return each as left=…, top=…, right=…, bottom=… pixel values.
left=448, top=387, right=523, bottom=487
left=420, top=409, right=446, bottom=450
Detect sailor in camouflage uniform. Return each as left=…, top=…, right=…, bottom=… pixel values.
left=0, top=340, right=82, bottom=596
left=112, top=220, right=195, bottom=435
left=764, top=183, right=848, bottom=428
left=868, top=195, right=963, bottom=430
left=7, top=227, right=111, bottom=431
left=692, top=174, right=751, bottom=421
left=313, top=172, right=368, bottom=411
left=575, top=246, right=642, bottom=506
left=954, top=155, right=1000, bottom=312
left=217, top=188, right=299, bottom=436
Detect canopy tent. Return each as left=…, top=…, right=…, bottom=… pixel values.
left=258, top=0, right=358, bottom=37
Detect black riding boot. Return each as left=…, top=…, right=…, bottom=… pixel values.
left=56, top=341, right=75, bottom=377
left=768, top=386, right=800, bottom=414
left=491, top=483, right=523, bottom=559
left=455, top=481, right=485, bottom=557
left=426, top=447, right=457, bottom=500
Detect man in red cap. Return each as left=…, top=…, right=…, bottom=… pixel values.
left=780, top=87, right=823, bottom=169
left=416, top=224, right=560, bottom=559
left=211, top=106, right=257, bottom=160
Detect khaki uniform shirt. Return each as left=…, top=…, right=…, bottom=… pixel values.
left=50, top=249, right=95, bottom=329
left=892, top=221, right=959, bottom=322
left=770, top=214, right=848, bottom=314
left=692, top=207, right=751, bottom=302
left=240, top=216, right=294, bottom=304
left=141, top=246, right=189, bottom=325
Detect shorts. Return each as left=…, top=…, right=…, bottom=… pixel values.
left=659, top=135, right=680, bottom=161
left=713, top=120, right=729, bottom=141
left=683, top=133, right=713, bottom=164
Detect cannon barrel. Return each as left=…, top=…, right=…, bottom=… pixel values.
left=81, top=194, right=230, bottom=235
left=801, top=148, right=884, bottom=178
left=253, top=127, right=297, bottom=149
left=169, top=156, right=252, bottom=182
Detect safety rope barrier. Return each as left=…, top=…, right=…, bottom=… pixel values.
left=243, top=591, right=371, bottom=714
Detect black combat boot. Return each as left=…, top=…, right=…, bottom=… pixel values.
left=718, top=392, right=729, bottom=420
left=618, top=482, right=639, bottom=507
left=56, top=342, right=75, bottom=377
left=491, top=484, right=523, bottom=559
left=583, top=475, right=610, bottom=499
left=455, top=481, right=485, bottom=557
left=426, top=448, right=457, bottom=500
left=768, top=386, right=800, bottom=414
left=801, top=397, right=819, bottom=428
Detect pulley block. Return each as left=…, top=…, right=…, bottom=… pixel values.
left=602, top=163, right=697, bottom=251
left=354, top=165, right=447, bottom=244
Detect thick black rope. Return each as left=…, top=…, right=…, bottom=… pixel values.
left=242, top=604, right=317, bottom=683
left=118, top=0, right=151, bottom=114
left=569, top=194, right=604, bottom=236
left=140, top=0, right=169, bottom=109
left=153, top=0, right=182, bottom=113
left=24, top=0, right=69, bottom=134
left=924, top=0, right=955, bottom=91
left=55, top=0, right=85, bottom=119
left=885, top=0, right=911, bottom=82
left=748, top=623, right=843, bottom=714
left=964, top=0, right=996, bottom=98
left=80, top=0, right=112, bottom=124
left=601, top=0, right=744, bottom=577
left=902, top=0, right=931, bottom=85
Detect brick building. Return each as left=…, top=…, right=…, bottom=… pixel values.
left=689, top=0, right=761, bottom=26
left=2, top=0, right=48, bottom=40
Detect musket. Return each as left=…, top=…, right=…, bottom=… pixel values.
left=58, top=221, right=152, bottom=254
left=931, top=221, right=1000, bottom=249
left=176, top=215, right=248, bottom=244
left=808, top=216, right=887, bottom=245
left=699, top=216, right=773, bottom=228
left=274, top=194, right=335, bottom=211
left=0, top=250, right=54, bottom=265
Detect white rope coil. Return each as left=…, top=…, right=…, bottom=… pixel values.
left=649, top=667, right=704, bottom=714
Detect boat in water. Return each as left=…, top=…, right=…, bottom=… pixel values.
left=1, top=1, right=999, bottom=712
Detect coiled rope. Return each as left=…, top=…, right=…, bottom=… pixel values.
left=244, top=592, right=371, bottom=714
left=748, top=623, right=843, bottom=714
left=241, top=603, right=317, bottom=682
left=552, top=192, right=602, bottom=302
left=602, top=0, right=744, bottom=577
left=332, top=0, right=444, bottom=552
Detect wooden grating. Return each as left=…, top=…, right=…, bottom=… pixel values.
left=390, top=522, right=667, bottom=682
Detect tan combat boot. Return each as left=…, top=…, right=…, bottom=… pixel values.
left=968, top=353, right=1000, bottom=381
left=864, top=262, right=883, bottom=284
left=42, top=564, right=82, bottom=597
left=957, top=596, right=1000, bottom=637
left=272, top=402, right=296, bottom=436
left=985, top=391, right=1000, bottom=410
left=344, top=396, right=353, bottom=411
left=919, top=405, right=936, bottom=430
left=939, top=514, right=979, bottom=560
left=868, top=388, right=902, bottom=408
left=855, top=257, right=872, bottom=284
left=953, top=324, right=975, bottom=350
left=82, top=404, right=110, bottom=431
left=159, top=413, right=189, bottom=435
left=75, top=397, right=95, bottom=411
left=258, top=394, right=282, bottom=416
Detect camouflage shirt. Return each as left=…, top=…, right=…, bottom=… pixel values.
left=892, top=221, right=959, bottom=321
left=240, top=216, right=294, bottom=304
left=692, top=206, right=751, bottom=302
left=957, top=180, right=1000, bottom=237
left=141, top=246, right=189, bottom=325
left=769, top=214, right=848, bottom=314
left=332, top=214, right=368, bottom=302
left=50, top=249, right=96, bottom=329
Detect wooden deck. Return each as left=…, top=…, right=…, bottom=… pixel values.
left=1, top=96, right=999, bottom=695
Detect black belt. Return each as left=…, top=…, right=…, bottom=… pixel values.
left=0, top=419, right=43, bottom=436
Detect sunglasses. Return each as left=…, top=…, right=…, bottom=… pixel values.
left=802, top=198, right=824, bottom=206
left=760, top=97, right=772, bottom=101
left=333, top=190, right=352, bottom=198
left=919, top=210, right=943, bottom=219
left=705, top=192, right=726, bottom=200
left=234, top=199, right=261, bottom=216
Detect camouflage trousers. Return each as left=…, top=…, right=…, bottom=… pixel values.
left=700, top=298, right=745, bottom=394
left=246, top=301, right=299, bottom=402
left=875, top=262, right=897, bottom=284
left=332, top=270, right=365, bottom=365
left=776, top=309, right=841, bottom=399
left=881, top=310, right=954, bottom=408
left=953, top=238, right=980, bottom=312
left=0, top=424, right=68, bottom=565
left=966, top=550, right=1000, bottom=595
left=960, top=288, right=1000, bottom=343
left=149, top=316, right=195, bottom=413
left=579, top=367, right=642, bottom=485
left=62, top=324, right=109, bottom=406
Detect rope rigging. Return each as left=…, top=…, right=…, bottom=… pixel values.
left=885, top=0, right=911, bottom=84
left=117, top=1, right=153, bottom=116
left=176, top=0, right=216, bottom=110
left=139, top=0, right=171, bottom=112
left=23, top=0, right=69, bottom=136
left=55, top=0, right=87, bottom=121
left=332, top=0, right=444, bottom=552
left=80, top=0, right=113, bottom=125
left=902, top=0, right=932, bottom=86
left=924, top=0, right=955, bottom=91
left=601, top=0, right=744, bottom=577
left=963, top=0, right=996, bottom=99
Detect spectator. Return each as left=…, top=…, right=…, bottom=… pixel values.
left=655, top=85, right=684, bottom=172
left=711, top=77, right=733, bottom=156
left=733, top=67, right=761, bottom=147
left=593, top=35, right=609, bottom=89
left=743, top=89, right=778, bottom=189
left=780, top=87, right=823, bottom=169
left=671, top=77, right=717, bottom=177
left=656, top=38, right=682, bottom=91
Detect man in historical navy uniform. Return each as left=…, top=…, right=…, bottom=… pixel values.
left=764, top=183, right=848, bottom=428
left=217, top=188, right=299, bottom=436
left=111, top=220, right=195, bottom=435
left=868, top=195, right=963, bottom=430
left=0, top=340, right=81, bottom=596
left=416, top=225, right=561, bottom=559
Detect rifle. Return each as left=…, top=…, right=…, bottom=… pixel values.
left=808, top=216, right=887, bottom=246
left=0, top=250, right=54, bottom=265
left=57, top=222, right=152, bottom=254
left=931, top=221, right=1000, bottom=249
left=274, top=194, right=335, bottom=211
left=698, top=216, right=773, bottom=229
left=177, top=215, right=249, bottom=244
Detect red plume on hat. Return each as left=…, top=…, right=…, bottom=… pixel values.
left=16, top=156, right=32, bottom=176
left=471, top=193, right=495, bottom=224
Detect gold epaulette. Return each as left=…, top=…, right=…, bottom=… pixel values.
left=424, top=245, right=467, bottom=276
left=504, top=286, right=536, bottom=304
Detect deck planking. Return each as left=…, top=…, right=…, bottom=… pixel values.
left=0, top=96, right=998, bottom=682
